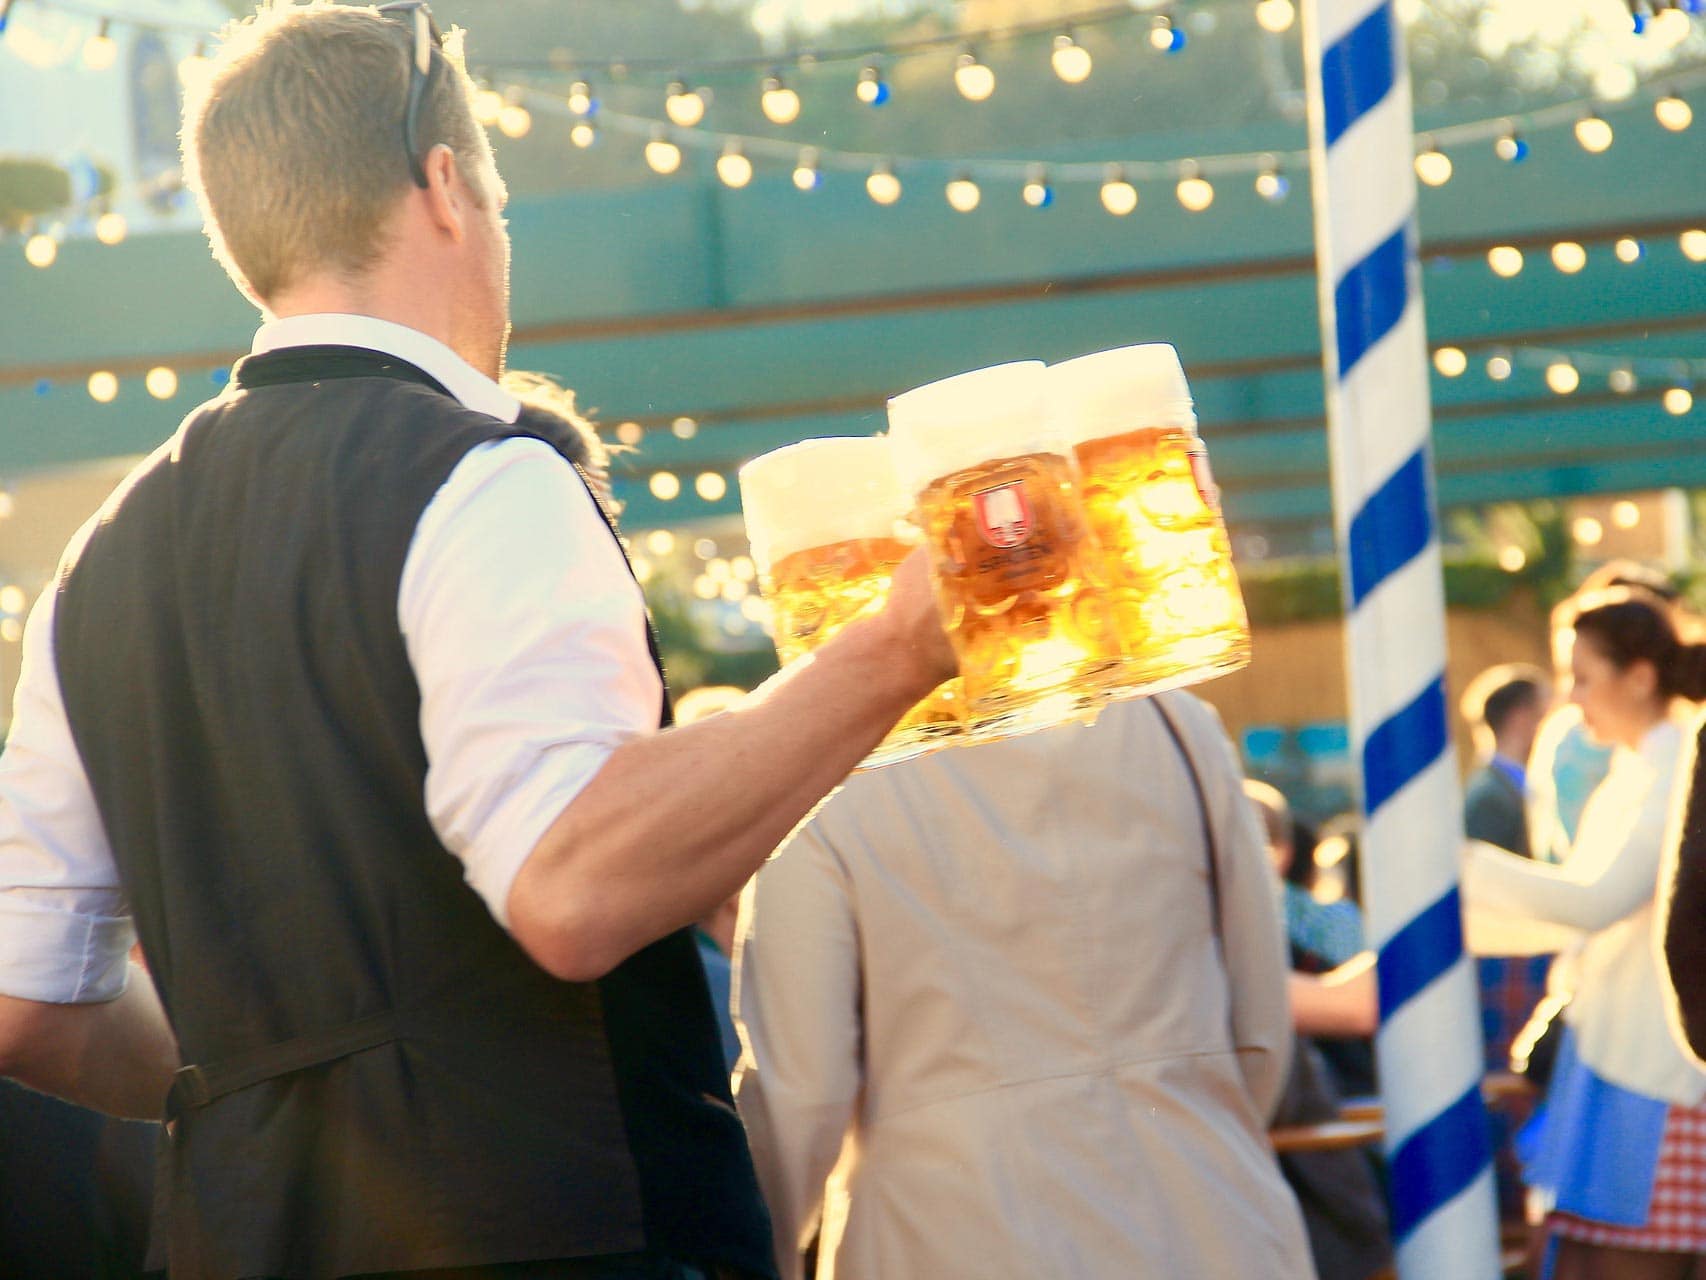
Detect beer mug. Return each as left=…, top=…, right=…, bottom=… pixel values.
left=1047, top=343, right=1250, bottom=697
left=738, top=437, right=964, bottom=765
left=887, top=361, right=1122, bottom=739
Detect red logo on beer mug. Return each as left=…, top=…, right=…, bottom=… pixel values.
left=1187, top=443, right=1220, bottom=512
left=973, top=481, right=1035, bottom=549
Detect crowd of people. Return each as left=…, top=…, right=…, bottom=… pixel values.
left=2, top=6, right=1706, bottom=1280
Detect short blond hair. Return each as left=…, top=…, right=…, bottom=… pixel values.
left=182, top=2, right=492, bottom=303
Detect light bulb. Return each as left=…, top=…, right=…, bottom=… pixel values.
left=954, top=52, right=995, bottom=101
left=567, top=81, right=593, bottom=116
left=1681, top=229, right=1706, bottom=262
left=671, top=417, right=698, bottom=439
left=792, top=148, right=820, bottom=191
left=945, top=175, right=981, bottom=213
left=1571, top=517, right=1603, bottom=548
left=1612, top=500, right=1641, bottom=530
left=695, top=473, right=727, bottom=502
left=1498, top=545, right=1527, bottom=573
left=471, top=88, right=503, bottom=126
left=177, top=44, right=210, bottom=89
left=1051, top=35, right=1092, bottom=84
left=1551, top=241, right=1587, bottom=273
left=88, top=371, right=119, bottom=403
left=24, top=233, right=57, bottom=268
left=1664, top=386, right=1694, bottom=416
left=855, top=64, right=890, bottom=106
left=1022, top=168, right=1054, bottom=208
left=866, top=164, right=901, bottom=205
left=1414, top=146, right=1452, bottom=186
left=83, top=20, right=116, bottom=70
left=1432, top=346, right=1467, bottom=377
left=761, top=75, right=800, bottom=125
left=497, top=103, right=532, bottom=138
left=94, top=211, right=127, bottom=245
left=1254, top=167, right=1289, bottom=202
left=1546, top=361, right=1580, bottom=395
left=1575, top=114, right=1613, bottom=153
left=1254, top=0, right=1296, bottom=33
left=1487, top=354, right=1513, bottom=381
left=716, top=146, right=752, bottom=188
left=1609, top=366, right=1637, bottom=394
left=1487, top=245, right=1524, bottom=277
left=145, top=366, right=178, bottom=399
left=1494, top=131, right=1530, bottom=162
left=616, top=422, right=645, bottom=447
left=570, top=122, right=596, bottom=148
left=1176, top=172, right=1214, bottom=212
left=650, top=472, right=681, bottom=501
left=645, top=134, right=682, bottom=175
left=1616, top=237, right=1644, bottom=263
left=1099, top=166, right=1137, bottom=216
left=1654, top=92, right=1693, bottom=132
left=1150, top=17, right=1186, bottom=53
left=645, top=529, right=675, bottom=556
left=666, top=82, right=706, bottom=127
left=1652, top=7, right=1693, bottom=43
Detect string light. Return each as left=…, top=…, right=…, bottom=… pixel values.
left=1545, top=360, right=1580, bottom=395
left=644, top=128, right=682, bottom=174
left=569, top=121, right=596, bottom=148
left=1050, top=33, right=1093, bottom=84
left=497, top=95, right=533, bottom=139
left=649, top=472, right=681, bottom=501
left=1665, top=386, right=1695, bottom=416
left=1488, top=245, right=1524, bottom=277
left=616, top=422, right=645, bottom=446
left=1021, top=165, right=1054, bottom=208
left=94, top=211, right=127, bottom=245
left=855, top=63, right=890, bottom=106
left=88, top=370, right=119, bottom=403
left=1615, top=237, right=1645, bottom=263
left=177, top=41, right=209, bottom=89
left=472, top=88, right=504, bottom=126
left=644, top=529, right=676, bottom=556
left=1432, top=346, right=1467, bottom=377
left=145, top=366, right=178, bottom=399
left=945, top=173, right=982, bottom=212
left=1574, top=112, right=1614, bottom=153
left=83, top=17, right=116, bottom=70
left=760, top=74, right=801, bottom=125
left=1681, top=229, right=1706, bottom=262
left=1175, top=162, right=1213, bottom=211
left=1414, top=140, right=1452, bottom=186
left=1652, top=7, right=1693, bottom=43
left=631, top=556, right=653, bottom=585
left=1551, top=241, right=1587, bottom=273
left=567, top=81, right=594, bottom=116
left=1498, top=545, right=1527, bottom=573
left=1572, top=516, right=1604, bottom=547
left=866, top=161, right=901, bottom=205
left=1254, top=0, right=1296, bottom=33
left=23, top=233, right=57, bottom=268
left=716, top=143, right=752, bottom=187
left=1486, top=353, right=1513, bottom=381
left=792, top=146, right=821, bottom=191
left=954, top=49, right=995, bottom=101
left=0, top=585, right=24, bottom=615
left=1099, top=165, right=1137, bottom=215
left=1254, top=160, right=1289, bottom=202
left=1609, top=366, right=1638, bottom=394
left=1150, top=14, right=1186, bottom=52
left=1612, top=500, right=1641, bottom=530
left=665, top=81, right=706, bottom=128
left=1494, top=129, right=1530, bottom=162
left=695, top=472, right=728, bottom=502
left=1656, top=91, right=1693, bottom=132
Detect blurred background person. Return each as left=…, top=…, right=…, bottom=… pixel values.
left=734, top=693, right=1312, bottom=1280
left=1464, top=588, right=1706, bottom=1278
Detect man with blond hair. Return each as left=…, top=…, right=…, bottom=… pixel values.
left=0, top=6, right=953, bottom=1278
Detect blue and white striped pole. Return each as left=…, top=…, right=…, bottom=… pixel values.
left=1301, top=3, right=1499, bottom=1275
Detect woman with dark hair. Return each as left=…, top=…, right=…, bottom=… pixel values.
left=1465, top=588, right=1706, bottom=1279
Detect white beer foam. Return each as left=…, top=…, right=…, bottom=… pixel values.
left=1046, top=343, right=1197, bottom=444
left=739, top=436, right=908, bottom=570
left=886, top=361, right=1056, bottom=496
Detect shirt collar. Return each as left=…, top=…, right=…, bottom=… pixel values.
left=251, top=314, right=519, bottom=424
left=1490, top=754, right=1527, bottom=795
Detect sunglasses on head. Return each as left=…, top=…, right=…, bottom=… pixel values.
left=376, top=1, right=445, bottom=189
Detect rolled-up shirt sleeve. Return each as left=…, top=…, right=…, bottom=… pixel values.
left=400, top=437, right=663, bottom=927
left=0, top=585, right=135, bottom=1004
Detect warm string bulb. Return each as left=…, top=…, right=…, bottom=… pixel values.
left=1254, top=161, right=1289, bottom=202
left=1099, top=165, right=1137, bottom=215
left=1574, top=112, right=1614, bottom=153
left=1254, top=0, right=1296, bottom=33
left=1551, top=241, right=1587, bottom=274
left=644, top=128, right=682, bottom=175
left=1150, top=14, right=1186, bottom=52
left=87, top=370, right=119, bottom=403
left=567, top=81, right=594, bottom=116
left=1487, top=245, right=1524, bottom=277
left=792, top=147, right=821, bottom=191
left=23, top=232, right=57, bottom=268
left=1175, top=162, right=1213, bottom=211
left=1432, top=347, right=1467, bottom=377
left=496, top=91, right=532, bottom=139
left=866, top=162, right=901, bottom=205
left=953, top=50, right=995, bottom=101
left=569, top=121, right=596, bottom=148
left=1494, top=130, right=1529, bottom=162
left=665, top=81, right=706, bottom=128
left=945, top=173, right=981, bottom=212
left=716, top=143, right=752, bottom=188
left=760, top=74, right=800, bottom=125
left=145, top=366, right=178, bottom=400
left=1486, top=353, right=1513, bottom=381
left=472, top=88, right=504, bottom=127
left=855, top=63, right=890, bottom=106
left=1050, top=33, right=1092, bottom=84
left=1615, top=237, right=1645, bottom=263
left=1609, top=366, right=1638, bottom=395
left=1665, top=386, right=1695, bottom=416
left=1545, top=361, right=1580, bottom=395
left=1655, top=92, right=1693, bottom=132
left=94, top=211, right=127, bottom=245
left=83, top=18, right=117, bottom=70
left=1021, top=165, right=1054, bottom=208
left=1414, top=140, right=1452, bottom=186
left=1681, top=229, right=1706, bottom=262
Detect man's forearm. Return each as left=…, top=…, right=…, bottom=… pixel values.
left=0, top=964, right=179, bottom=1119
left=509, top=595, right=952, bottom=982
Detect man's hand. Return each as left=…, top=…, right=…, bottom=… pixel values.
left=877, top=547, right=959, bottom=695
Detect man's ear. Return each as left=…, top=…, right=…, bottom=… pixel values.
left=421, top=144, right=466, bottom=242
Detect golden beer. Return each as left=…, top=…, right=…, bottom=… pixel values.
left=739, top=438, right=963, bottom=766
left=1050, top=344, right=1250, bottom=698
left=890, top=361, right=1122, bottom=739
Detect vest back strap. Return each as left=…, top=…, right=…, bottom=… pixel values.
left=168, top=1009, right=400, bottom=1121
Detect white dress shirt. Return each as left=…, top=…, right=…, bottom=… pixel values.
left=0, top=314, right=662, bottom=1004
